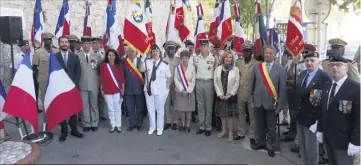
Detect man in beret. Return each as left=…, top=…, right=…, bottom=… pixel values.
left=11, top=40, right=30, bottom=72
left=163, top=41, right=181, bottom=131
left=317, top=55, right=360, bottom=165
left=77, top=36, right=101, bottom=132
left=194, top=39, right=217, bottom=137
left=235, top=43, right=259, bottom=145
left=33, top=33, right=58, bottom=113
left=322, top=38, right=360, bottom=83
left=293, top=51, right=331, bottom=164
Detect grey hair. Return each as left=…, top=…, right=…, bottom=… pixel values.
left=264, top=45, right=276, bottom=52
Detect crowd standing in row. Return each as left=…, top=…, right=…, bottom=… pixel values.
left=10, top=33, right=360, bottom=164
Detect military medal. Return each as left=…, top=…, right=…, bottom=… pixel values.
left=346, top=101, right=352, bottom=113
left=339, top=100, right=343, bottom=112
left=90, top=59, right=97, bottom=69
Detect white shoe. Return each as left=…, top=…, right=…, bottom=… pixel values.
left=157, top=130, right=163, bottom=136
left=148, top=129, right=155, bottom=135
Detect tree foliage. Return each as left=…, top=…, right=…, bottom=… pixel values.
left=329, top=0, right=360, bottom=13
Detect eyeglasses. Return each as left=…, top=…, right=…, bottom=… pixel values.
left=328, top=63, right=346, bottom=67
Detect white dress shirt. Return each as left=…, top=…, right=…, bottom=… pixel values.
left=328, top=75, right=348, bottom=107
left=143, top=58, right=171, bottom=95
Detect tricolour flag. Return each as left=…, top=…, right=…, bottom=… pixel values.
left=144, top=0, right=156, bottom=45
left=268, top=28, right=280, bottom=53
left=124, top=0, right=151, bottom=55
left=285, top=0, right=304, bottom=57
left=3, top=50, right=38, bottom=134
left=194, top=2, right=207, bottom=54
left=0, top=80, right=6, bottom=131
left=83, top=0, right=92, bottom=36
left=254, top=0, right=269, bottom=57
left=44, top=52, right=83, bottom=131
left=209, top=0, right=221, bottom=45
left=217, top=0, right=233, bottom=49
left=31, top=0, right=44, bottom=48
left=53, top=0, right=70, bottom=48
left=233, top=2, right=245, bottom=53
left=174, top=0, right=191, bottom=42
left=103, top=0, right=125, bottom=56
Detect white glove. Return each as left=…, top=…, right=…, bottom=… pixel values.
left=316, top=132, right=323, bottom=143
left=347, top=143, right=360, bottom=156
left=309, top=121, right=318, bottom=133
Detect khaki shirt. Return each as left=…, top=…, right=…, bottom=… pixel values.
left=236, top=58, right=259, bottom=102
left=194, top=53, right=216, bottom=80
left=163, top=56, right=180, bottom=86
left=322, top=59, right=360, bottom=83
left=32, top=47, right=58, bottom=93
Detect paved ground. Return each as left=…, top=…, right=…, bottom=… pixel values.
left=3, top=114, right=303, bottom=165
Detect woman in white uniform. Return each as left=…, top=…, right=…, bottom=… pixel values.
left=142, top=44, right=171, bottom=136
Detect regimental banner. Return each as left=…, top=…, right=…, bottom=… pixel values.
left=285, top=0, right=304, bottom=57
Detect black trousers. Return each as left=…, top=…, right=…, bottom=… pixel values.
left=33, top=74, right=39, bottom=109
left=255, top=106, right=277, bottom=150
left=287, top=89, right=297, bottom=138
left=60, top=115, right=78, bottom=135
left=124, top=95, right=145, bottom=127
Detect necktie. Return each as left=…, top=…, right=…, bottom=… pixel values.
left=301, top=73, right=309, bottom=88
left=63, top=54, right=68, bottom=66
left=267, top=63, right=271, bottom=72
left=86, top=54, right=89, bottom=63
left=328, top=83, right=337, bottom=104
left=150, top=61, right=156, bottom=81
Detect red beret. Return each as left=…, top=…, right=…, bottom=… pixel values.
left=304, top=44, right=316, bottom=52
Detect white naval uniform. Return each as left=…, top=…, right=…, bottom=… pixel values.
left=143, top=58, right=171, bottom=135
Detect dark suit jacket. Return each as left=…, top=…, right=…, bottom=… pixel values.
left=123, top=57, right=144, bottom=95
left=55, top=51, right=81, bottom=86
left=294, top=69, right=331, bottom=127
left=248, top=62, right=287, bottom=110
left=317, top=77, right=360, bottom=149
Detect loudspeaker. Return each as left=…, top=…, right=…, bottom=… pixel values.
left=0, top=16, right=23, bottom=44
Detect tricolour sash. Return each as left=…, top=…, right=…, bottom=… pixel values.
left=106, top=63, right=122, bottom=93
left=176, top=64, right=189, bottom=91
left=125, top=58, right=144, bottom=84
left=258, top=63, right=278, bottom=103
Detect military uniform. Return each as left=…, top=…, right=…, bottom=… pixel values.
left=194, top=39, right=216, bottom=136
left=322, top=38, right=360, bottom=83
left=68, top=34, right=80, bottom=53
left=317, top=55, right=360, bottom=165
left=236, top=44, right=259, bottom=140
left=77, top=36, right=101, bottom=131
left=32, top=33, right=58, bottom=110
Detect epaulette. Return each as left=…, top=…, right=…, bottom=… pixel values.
left=161, top=60, right=168, bottom=65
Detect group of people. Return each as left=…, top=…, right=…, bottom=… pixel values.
left=10, top=32, right=360, bottom=165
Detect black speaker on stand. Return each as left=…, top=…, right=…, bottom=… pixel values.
left=0, top=16, right=53, bottom=145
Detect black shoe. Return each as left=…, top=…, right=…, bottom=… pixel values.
left=71, top=130, right=84, bottom=138
left=100, top=117, right=107, bottom=121
left=90, top=127, right=98, bottom=132
left=37, top=109, right=43, bottom=113
left=127, top=126, right=136, bottom=132
left=234, top=135, right=245, bottom=140
left=179, top=126, right=185, bottom=132
left=59, top=134, right=67, bottom=142
left=172, top=123, right=177, bottom=130
left=318, top=157, right=328, bottom=165
left=83, top=127, right=90, bottom=132
left=136, top=126, right=143, bottom=132
left=196, top=129, right=205, bottom=134
left=267, top=149, right=276, bottom=157
left=281, top=122, right=289, bottom=126
left=205, top=130, right=212, bottom=137
left=250, top=138, right=256, bottom=146
left=164, top=123, right=171, bottom=130
left=281, top=136, right=295, bottom=142
left=185, top=127, right=190, bottom=133
left=251, top=143, right=266, bottom=151
left=282, top=131, right=289, bottom=135
left=290, top=145, right=299, bottom=153
left=115, top=127, right=122, bottom=133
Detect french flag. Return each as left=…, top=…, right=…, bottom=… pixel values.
left=208, top=0, right=221, bottom=45
left=30, top=0, right=44, bottom=48
left=268, top=28, right=280, bottom=53
left=0, top=80, right=7, bottom=131
left=53, top=0, right=70, bottom=47
left=217, top=0, right=233, bottom=50
left=44, top=52, right=83, bottom=131
left=194, top=2, right=207, bottom=54
left=254, top=0, right=269, bottom=57
left=3, top=50, right=38, bottom=134
left=83, top=0, right=92, bottom=36
left=233, top=2, right=245, bottom=53
left=103, top=0, right=125, bottom=56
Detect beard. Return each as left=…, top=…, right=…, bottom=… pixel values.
left=60, top=45, right=68, bottom=51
